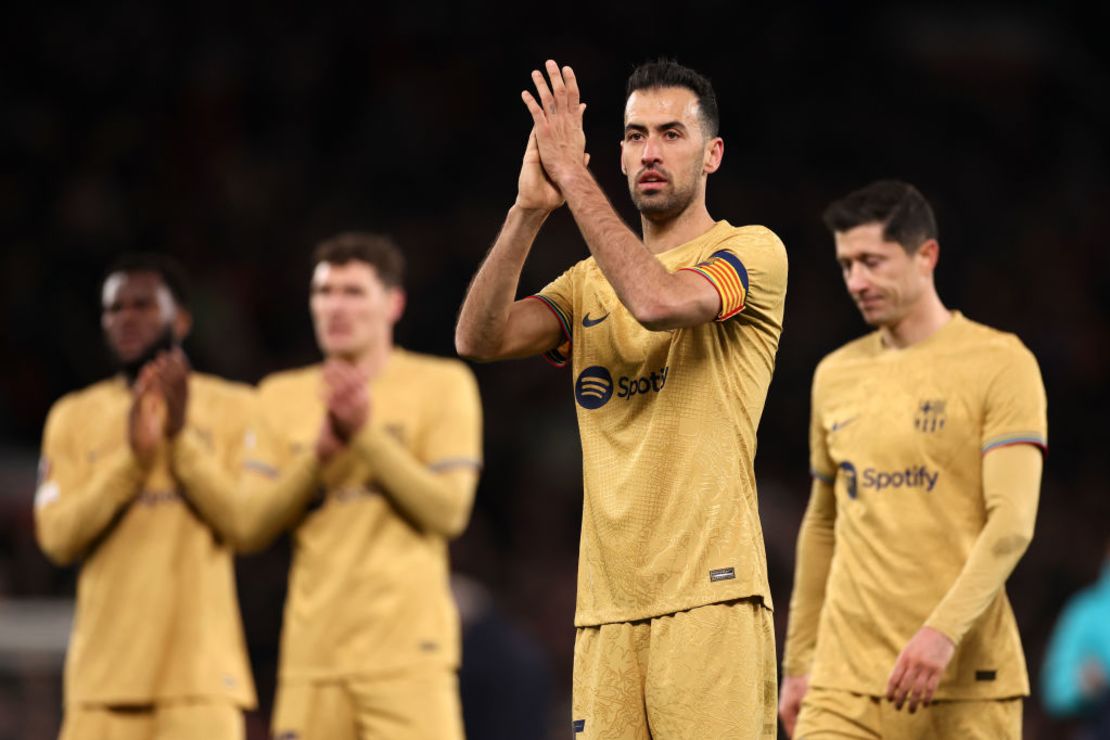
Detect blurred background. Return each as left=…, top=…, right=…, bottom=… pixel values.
left=2, top=2, right=1108, bottom=738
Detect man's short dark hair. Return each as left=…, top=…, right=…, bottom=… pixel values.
left=104, top=253, right=191, bottom=308
left=626, top=59, right=719, bottom=138
left=822, top=180, right=938, bottom=252
left=313, top=232, right=405, bottom=288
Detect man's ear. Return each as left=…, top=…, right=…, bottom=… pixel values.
left=915, top=239, right=940, bottom=273
left=704, top=137, right=724, bottom=175
left=173, top=307, right=193, bottom=343
left=389, top=289, right=407, bottom=325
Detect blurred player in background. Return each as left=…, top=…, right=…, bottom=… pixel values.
left=236, top=233, right=482, bottom=739
left=779, top=180, right=1047, bottom=739
left=1042, top=537, right=1110, bottom=737
left=33, top=254, right=256, bottom=739
left=456, top=58, right=787, bottom=738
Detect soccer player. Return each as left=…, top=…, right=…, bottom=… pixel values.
left=236, top=233, right=482, bottom=740
left=779, top=180, right=1047, bottom=739
left=456, top=59, right=787, bottom=737
left=34, top=254, right=256, bottom=740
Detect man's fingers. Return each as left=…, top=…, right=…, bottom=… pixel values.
left=523, top=128, right=540, bottom=160
left=529, top=69, right=556, bottom=114
left=779, top=700, right=799, bottom=736
left=907, top=668, right=936, bottom=712
left=136, top=364, right=160, bottom=396
left=563, top=65, right=580, bottom=108
left=886, top=659, right=906, bottom=701
left=521, top=90, right=545, bottom=124
left=894, top=666, right=920, bottom=710
left=922, top=672, right=942, bottom=707
left=545, top=59, right=567, bottom=108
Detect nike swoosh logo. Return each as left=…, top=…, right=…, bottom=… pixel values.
left=830, top=416, right=858, bottom=432
left=582, top=312, right=610, bottom=327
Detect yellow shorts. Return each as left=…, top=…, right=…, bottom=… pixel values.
left=271, top=668, right=463, bottom=740
left=60, top=700, right=243, bottom=740
left=794, top=686, right=1022, bottom=739
left=572, top=598, right=777, bottom=739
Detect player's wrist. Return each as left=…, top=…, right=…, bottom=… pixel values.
left=509, top=200, right=555, bottom=221
left=546, top=158, right=588, bottom=189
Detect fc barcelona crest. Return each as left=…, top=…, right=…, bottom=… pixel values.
left=914, top=399, right=946, bottom=433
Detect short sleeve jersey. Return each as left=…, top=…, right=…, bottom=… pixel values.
left=809, top=313, right=1047, bottom=699
left=534, top=221, right=788, bottom=626
left=34, top=374, right=257, bottom=707
left=247, top=349, right=482, bottom=681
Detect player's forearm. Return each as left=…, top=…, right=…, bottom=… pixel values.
left=557, top=166, right=694, bottom=330
left=169, top=428, right=241, bottom=546
left=782, top=477, right=838, bottom=676
left=455, top=205, right=549, bottom=360
left=924, top=444, right=1042, bottom=644
left=34, top=447, right=145, bottom=565
left=352, top=426, right=477, bottom=539
left=236, top=452, right=322, bottom=552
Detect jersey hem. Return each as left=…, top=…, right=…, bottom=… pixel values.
left=807, top=676, right=1030, bottom=701
left=278, top=655, right=458, bottom=683
left=573, top=588, right=772, bottom=627
left=65, top=689, right=256, bottom=710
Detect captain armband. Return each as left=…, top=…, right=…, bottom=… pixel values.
left=680, top=250, right=750, bottom=321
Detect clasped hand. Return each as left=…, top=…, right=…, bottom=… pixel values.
left=515, top=59, right=590, bottom=212
left=128, top=348, right=190, bottom=464
left=315, top=359, right=371, bottom=461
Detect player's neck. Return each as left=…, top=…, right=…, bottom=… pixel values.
left=880, top=292, right=951, bottom=350
left=332, top=336, right=394, bottom=379
left=640, top=202, right=716, bottom=254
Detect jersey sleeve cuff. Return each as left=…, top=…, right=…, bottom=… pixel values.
left=981, top=432, right=1047, bottom=455
left=810, top=467, right=835, bottom=484
left=526, top=294, right=573, bottom=368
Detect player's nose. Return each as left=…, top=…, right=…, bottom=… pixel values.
left=641, top=136, right=663, bottom=165
left=845, top=263, right=870, bottom=294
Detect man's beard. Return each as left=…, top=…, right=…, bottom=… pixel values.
left=631, top=187, right=696, bottom=221
left=628, top=164, right=701, bottom=221
left=112, top=323, right=177, bottom=383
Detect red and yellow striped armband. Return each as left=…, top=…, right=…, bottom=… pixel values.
left=680, top=249, right=750, bottom=321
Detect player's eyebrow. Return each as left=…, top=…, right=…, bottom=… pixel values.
left=624, top=121, right=688, bottom=134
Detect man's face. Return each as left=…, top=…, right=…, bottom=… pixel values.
left=834, top=223, right=935, bottom=327
left=101, top=271, right=178, bottom=366
left=621, top=86, right=721, bottom=222
left=309, top=261, right=403, bottom=359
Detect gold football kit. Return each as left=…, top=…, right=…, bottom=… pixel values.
left=534, top=221, right=788, bottom=738
left=784, top=313, right=1047, bottom=738
left=35, top=373, right=257, bottom=739
left=240, top=348, right=482, bottom=740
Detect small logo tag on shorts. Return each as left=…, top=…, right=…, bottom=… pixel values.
left=709, top=567, right=736, bottom=582
left=975, top=670, right=997, bottom=681
left=573, top=719, right=585, bottom=733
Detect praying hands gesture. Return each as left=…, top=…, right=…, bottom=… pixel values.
left=521, top=59, right=589, bottom=190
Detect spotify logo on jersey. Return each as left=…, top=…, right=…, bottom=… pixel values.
left=575, top=366, right=614, bottom=409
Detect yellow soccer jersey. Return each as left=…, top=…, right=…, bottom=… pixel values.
left=805, top=313, right=1047, bottom=699
left=534, top=221, right=788, bottom=626
left=244, top=348, right=482, bottom=681
left=34, top=374, right=256, bottom=708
